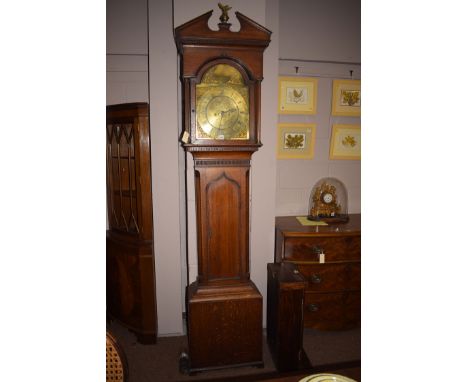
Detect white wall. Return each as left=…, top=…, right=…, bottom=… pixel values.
left=106, top=0, right=148, bottom=55
left=148, top=0, right=184, bottom=336
left=276, top=0, right=361, bottom=216
left=106, top=56, right=148, bottom=105
left=106, top=0, right=148, bottom=105
left=279, top=0, right=361, bottom=63
left=276, top=61, right=361, bottom=216
left=250, top=0, right=280, bottom=325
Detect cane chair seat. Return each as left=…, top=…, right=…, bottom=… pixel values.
left=106, top=331, right=127, bottom=382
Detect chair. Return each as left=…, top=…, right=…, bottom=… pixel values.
left=106, top=331, right=128, bottom=382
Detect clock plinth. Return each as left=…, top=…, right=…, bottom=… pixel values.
left=187, top=281, right=263, bottom=371
left=175, top=8, right=271, bottom=373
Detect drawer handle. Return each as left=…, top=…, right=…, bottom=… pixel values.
left=310, top=274, right=322, bottom=284
left=312, top=246, right=326, bottom=263
left=312, top=246, right=324, bottom=254
left=307, top=304, right=319, bottom=312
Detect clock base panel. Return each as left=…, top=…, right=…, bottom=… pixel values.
left=186, top=280, right=263, bottom=370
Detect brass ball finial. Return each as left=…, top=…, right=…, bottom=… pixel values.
left=218, top=3, right=232, bottom=23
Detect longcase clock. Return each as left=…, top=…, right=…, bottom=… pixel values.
left=175, top=6, right=271, bottom=373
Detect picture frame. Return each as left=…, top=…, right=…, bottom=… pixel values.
left=277, top=123, right=316, bottom=159
left=331, top=79, right=361, bottom=117
left=329, top=124, right=361, bottom=160
left=278, top=76, right=318, bottom=115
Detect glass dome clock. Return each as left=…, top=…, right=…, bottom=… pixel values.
left=307, top=177, right=349, bottom=223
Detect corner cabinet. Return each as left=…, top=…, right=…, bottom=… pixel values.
left=106, top=103, right=158, bottom=343
left=275, top=215, right=361, bottom=330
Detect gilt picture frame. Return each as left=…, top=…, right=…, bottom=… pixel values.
left=277, top=123, right=316, bottom=159
left=331, top=79, right=361, bottom=117
left=329, top=124, right=361, bottom=160
left=278, top=77, right=318, bottom=114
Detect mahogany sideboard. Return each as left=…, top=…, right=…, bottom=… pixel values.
left=274, top=215, right=361, bottom=330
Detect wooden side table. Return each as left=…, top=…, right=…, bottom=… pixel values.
left=267, top=262, right=311, bottom=372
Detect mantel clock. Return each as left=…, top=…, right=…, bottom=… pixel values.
left=308, top=177, right=349, bottom=223
left=175, top=4, right=271, bottom=373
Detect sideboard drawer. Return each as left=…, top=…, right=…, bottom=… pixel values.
left=296, top=262, right=360, bottom=293
left=303, top=291, right=360, bottom=330
left=283, top=235, right=360, bottom=262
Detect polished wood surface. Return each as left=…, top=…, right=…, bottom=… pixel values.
left=282, top=235, right=360, bottom=262
left=106, top=103, right=157, bottom=343
left=106, top=103, right=153, bottom=241
left=187, top=281, right=263, bottom=371
left=175, top=10, right=271, bottom=150
left=275, top=215, right=361, bottom=238
left=175, top=10, right=271, bottom=371
left=267, top=263, right=310, bottom=372
left=275, top=215, right=360, bottom=331
left=296, top=262, right=360, bottom=292
left=303, top=291, right=360, bottom=330
left=192, top=151, right=252, bottom=284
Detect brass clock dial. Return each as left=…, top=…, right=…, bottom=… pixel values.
left=196, top=64, right=249, bottom=140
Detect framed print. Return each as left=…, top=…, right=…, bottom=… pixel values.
left=329, top=124, right=361, bottom=160
left=278, top=77, right=318, bottom=115
left=277, top=123, right=316, bottom=159
left=331, top=79, right=361, bottom=116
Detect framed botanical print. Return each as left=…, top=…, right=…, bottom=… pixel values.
left=277, top=123, right=316, bottom=159
left=331, top=79, right=361, bottom=117
left=278, top=77, right=318, bottom=114
left=329, top=124, right=361, bottom=160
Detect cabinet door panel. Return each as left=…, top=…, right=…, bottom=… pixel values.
left=195, top=163, right=250, bottom=284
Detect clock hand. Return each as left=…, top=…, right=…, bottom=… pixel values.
left=218, top=112, right=224, bottom=129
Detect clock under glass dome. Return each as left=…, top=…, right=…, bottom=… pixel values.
left=307, top=177, right=349, bottom=223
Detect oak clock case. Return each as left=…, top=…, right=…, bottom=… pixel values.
left=175, top=7, right=271, bottom=374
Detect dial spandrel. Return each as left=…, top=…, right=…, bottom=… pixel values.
left=196, top=64, right=249, bottom=140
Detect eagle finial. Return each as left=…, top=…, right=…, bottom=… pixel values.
left=218, top=3, right=232, bottom=23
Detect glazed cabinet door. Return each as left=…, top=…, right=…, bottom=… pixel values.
left=106, top=103, right=157, bottom=343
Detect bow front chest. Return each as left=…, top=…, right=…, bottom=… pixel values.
left=275, top=215, right=361, bottom=330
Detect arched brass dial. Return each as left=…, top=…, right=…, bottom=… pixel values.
left=195, top=64, right=249, bottom=140
left=197, top=87, right=248, bottom=139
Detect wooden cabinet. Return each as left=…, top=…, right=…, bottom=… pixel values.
left=106, top=103, right=157, bottom=343
left=275, top=215, right=361, bottom=330
left=267, top=262, right=310, bottom=372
